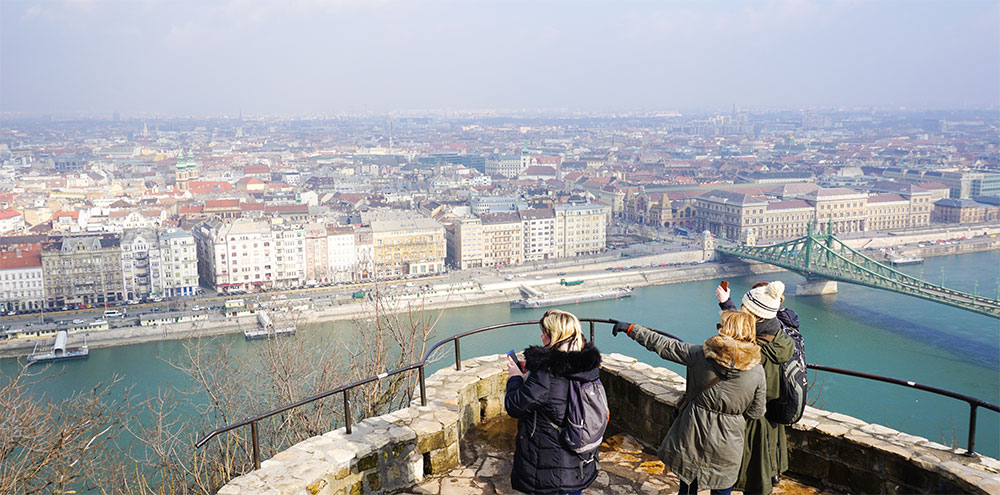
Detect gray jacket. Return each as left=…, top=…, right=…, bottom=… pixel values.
left=629, top=324, right=766, bottom=490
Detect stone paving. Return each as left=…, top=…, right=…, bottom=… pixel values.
left=397, top=416, right=835, bottom=495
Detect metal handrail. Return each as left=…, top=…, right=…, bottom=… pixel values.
left=195, top=319, right=997, bottom=471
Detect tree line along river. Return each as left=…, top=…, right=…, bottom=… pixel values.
left=2, top=250, right=998, bottom=458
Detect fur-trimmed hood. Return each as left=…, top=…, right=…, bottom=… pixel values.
left=703, top=335, right=761, bottom=377
left=523, top=342, right=602, bottom=381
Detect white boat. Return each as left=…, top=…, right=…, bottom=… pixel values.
left=27, top=331, right=89, bottom=364
left=510, top=287, right=635, bottom=309
left=887, top=254, right=924, bottom=266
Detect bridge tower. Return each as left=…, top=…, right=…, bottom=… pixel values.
left=795, top=220, right=838, bottom=296
left=701, top=230, right=715, bottom=262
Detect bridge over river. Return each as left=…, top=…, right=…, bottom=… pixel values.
left=715, top=222, right=1000, bottom=319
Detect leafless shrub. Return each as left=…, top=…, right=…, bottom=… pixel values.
left=0, top=363, right=135, bottom=495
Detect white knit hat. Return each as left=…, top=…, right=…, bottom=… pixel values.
left=742, top=281, right=784, bottom=320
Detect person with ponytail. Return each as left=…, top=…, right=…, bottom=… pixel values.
left=716, top=281, right=795, bottom=495
left=505, top=309, right=602, bottom=495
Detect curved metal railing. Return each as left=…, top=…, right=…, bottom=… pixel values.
left=195, top=319, right=997, bottom=470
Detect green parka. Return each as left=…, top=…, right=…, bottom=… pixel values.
left=736, top=318, right=794, bottom=495
left=628, top=324, right=766, bottom=490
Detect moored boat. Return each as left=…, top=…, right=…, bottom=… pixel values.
left=510, top=287, right=635, bottom=309
left=27, top=330, right=89, bottom=364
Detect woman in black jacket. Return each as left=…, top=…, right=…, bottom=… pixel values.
left=505, top=309, right=603, bottom=495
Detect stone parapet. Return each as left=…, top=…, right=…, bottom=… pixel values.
left=600, top=352, right=1000, bottom=495
left=217, top=354, right=509, bottom=495
left=220, top=352, right=999, bottom=494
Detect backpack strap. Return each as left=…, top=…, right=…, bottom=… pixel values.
left=675, top=374, right=721, bottom=414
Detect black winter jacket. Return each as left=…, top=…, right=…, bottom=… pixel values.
left=505, top=343, right=602, bottom=495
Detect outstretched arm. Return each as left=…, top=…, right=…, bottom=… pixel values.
left=614, top=321, right=698, bottom=366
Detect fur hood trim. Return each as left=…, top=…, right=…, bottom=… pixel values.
left=523, top=342, right=602, bottom=378
left=703, top=335, right=761, bottom=371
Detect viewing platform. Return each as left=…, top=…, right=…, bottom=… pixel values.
left=215, top=352, right=1000, bottom=495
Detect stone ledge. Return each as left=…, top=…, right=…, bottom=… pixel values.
left=604, top=359, right=1000, bottom=495
left=219, top=353, right=999, bottom=495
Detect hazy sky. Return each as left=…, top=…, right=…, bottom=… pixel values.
left=2, top=0, right=998, bottom=116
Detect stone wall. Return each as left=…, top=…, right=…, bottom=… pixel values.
left=220, top=353, right=999, bottom=494
left=599, top=353, right=1000, bottom=495
left=216, top=355, right=510, bottom=495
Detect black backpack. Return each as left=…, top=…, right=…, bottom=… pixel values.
left=765, top=310, right=807, bottom=425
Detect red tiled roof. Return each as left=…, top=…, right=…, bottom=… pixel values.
left=188, top=181, right=234, bottom=194
left=0, top=209, right=21, bottom=219
left=244, top=164, right=271, bottom=174
left=0, top=249, right=41, bottom=269
left=178, top=205, right=204, bottom=214
left=205, top=199, right=240, bottom=208
left=54, top=211, right=79, bottom=219
left=265, top=204, right=309, bottom=214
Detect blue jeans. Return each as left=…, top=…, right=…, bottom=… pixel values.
left=565, top=491, right=582, bottom=495
left=679, top=479, right=732, bottom=495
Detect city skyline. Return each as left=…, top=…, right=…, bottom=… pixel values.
left=2, top=0, right=998, bottom=116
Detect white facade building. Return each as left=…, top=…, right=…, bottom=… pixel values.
left=158, top=229, right=199, bottom=297
left=0, top=250, right=44, bottom=313
left=520, top=208, right=556, bottom=262
left=194, top=218, right=276, bottom=294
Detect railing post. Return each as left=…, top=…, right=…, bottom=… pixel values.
left=964, top=404, right=978, bottom=457
left=455, top=339, right=462, bottom=370
left=589, top=320, right=595, bottom=344
left=249, top=420, right=261, bottom=470
left=419, top=366, right=427, bottom=406
left=343, top=389, right=352, bottom=434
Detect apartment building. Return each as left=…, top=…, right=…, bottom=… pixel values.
left=485, top=154, right=523, bottom=178
left=480, top=212, right=522, bottom=267
left=521, top=208, right=555, bottom=261
left=194, top=218, right=275, bottom=294
left=369, top=214, right=445, bottom=279
left=303, top=223, right=330, bottom=285
left=0, top=248, right=44, bottom=313
left=41, top=235, right=125, bottom=308
left=121, top=229, right=161, bottom=301
left=273, top=227, right=306, bottom=289
left=158, top=229, right=199, bottom=297
left=553, top=203, right=607, bottom=258
left=695, top=190, right=769, bottom=242
left=327, top=226, right=358, bottom=283
left=932, top=199, right=1000, bottom=224
left=445, top=217, right=484, bottom=270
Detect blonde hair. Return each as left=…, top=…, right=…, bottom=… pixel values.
left=719, top=309, right=757, bottom=343
left=539, top=309, right=585, bottom=352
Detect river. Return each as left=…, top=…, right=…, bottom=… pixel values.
left=3, top=250, right=998, bottom=458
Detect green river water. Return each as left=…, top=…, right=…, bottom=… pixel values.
left=3, top=251, right=999, bottom=458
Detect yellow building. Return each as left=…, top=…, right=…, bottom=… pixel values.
left=370, top=215, right=445, bottom=279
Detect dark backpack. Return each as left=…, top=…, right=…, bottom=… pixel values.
left=559, top=378, right=610, bottom=455
left=766, top=310, right=807, bottom=425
